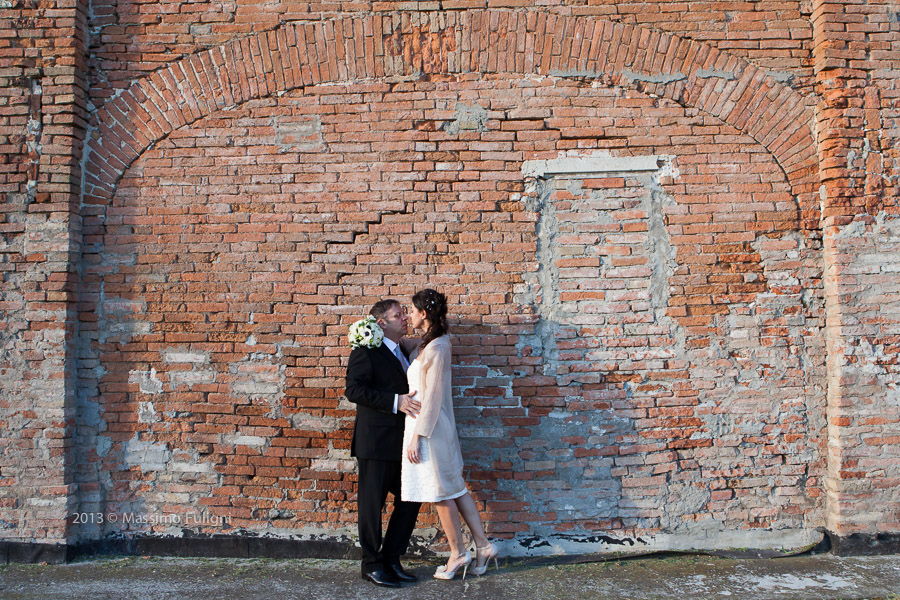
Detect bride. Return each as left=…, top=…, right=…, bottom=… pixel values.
left=400, top=288, right=500, bottom=581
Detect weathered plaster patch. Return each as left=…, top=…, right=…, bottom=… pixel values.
left=100, top=253, right=136, bottom=267
left=311, top=452, right=356, bottom=473
left=830, top=213, right=900, bottom=405
left=96, top=435, right=112, bottom=458
left=229, top=347, right=288, bottom=419
left=129, top=368, right=163, bottom=395
left=23, top=215, right=69, bottom=255
left=170, top=459, right=213, bottom=473
left=443, top=102, right=489, bottom=135
left=124, top=435, right=171, bottom=471
left=290, top=413, right=342, bottom=432
left=622, top=69, right=686, bottom=84
left=697, top=69, right=736, bottom=80
left=273, top=114, right=322, bottom=152
left=168, top=369, right=216, bottom=389
left=548, top=69, right=605, bottom=79
left=138, top=401, right=160, bottom=423
left=767, top=71, right=795, bottom=84
left=79, top=398, right=102, bottom=428
left=98, top=286, right=151, bottom=343
left=835, top=211, right=900, bottom=241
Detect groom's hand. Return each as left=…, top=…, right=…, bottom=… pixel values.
left=398, top=392, right=420, bottom=418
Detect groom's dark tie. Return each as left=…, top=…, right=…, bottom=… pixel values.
left=392, top=345, right=409, bottom=372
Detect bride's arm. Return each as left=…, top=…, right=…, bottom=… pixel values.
left=412, top=342, right=449, bottom=438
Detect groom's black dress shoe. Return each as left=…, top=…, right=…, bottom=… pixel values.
left=361, top=569, right=400, bottom=588
left=386, top=561, right=418, bottom=582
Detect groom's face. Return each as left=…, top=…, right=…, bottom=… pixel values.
left=378, top=303, right=408, bottom=342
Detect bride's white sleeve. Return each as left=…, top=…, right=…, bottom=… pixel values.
left=412, top=342, right=448, bottom=438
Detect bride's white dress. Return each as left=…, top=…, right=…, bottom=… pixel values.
left=401, top=354, right=467, bottom=503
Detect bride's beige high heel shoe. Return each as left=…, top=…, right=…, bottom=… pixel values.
left=470, top=542, right=499, bottom=576
left=433, top=551, right=472, bottom=581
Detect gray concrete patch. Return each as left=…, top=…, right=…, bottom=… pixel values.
left=2, top=554, right=900, bottom=600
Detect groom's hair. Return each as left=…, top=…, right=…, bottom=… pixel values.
left=370, top=299, right=400, bottom=321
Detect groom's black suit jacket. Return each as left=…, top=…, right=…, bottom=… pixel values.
left=345, top=343, right=409, bottom=461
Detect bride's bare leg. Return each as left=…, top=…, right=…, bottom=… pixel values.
left=435, top=499, right=467, bottom=558
left=454, top=492, right=489, bottom=548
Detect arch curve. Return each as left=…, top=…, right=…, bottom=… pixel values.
left=83, top=10, right=818, bottom=207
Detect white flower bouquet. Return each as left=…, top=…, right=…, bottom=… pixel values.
left=348, top=316, right=384, bottom=349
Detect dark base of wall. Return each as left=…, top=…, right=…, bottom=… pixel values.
left=2, top=530, right=896, bottom=564
left=1, top=536, right=358, bottom=565
left=77, top=536, right=359, bottom=561
left=0, top=541, right=72, bottom=564
left=827, top=531, right=900, bottom=556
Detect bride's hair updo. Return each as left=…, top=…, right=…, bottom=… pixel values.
left=412, top=288, right=448, bottom=348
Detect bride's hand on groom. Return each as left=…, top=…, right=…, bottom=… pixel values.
left=399, top=392, right=420, bottom=418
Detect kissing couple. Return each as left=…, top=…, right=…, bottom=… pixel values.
left=345, top=288, right=501, bottom=588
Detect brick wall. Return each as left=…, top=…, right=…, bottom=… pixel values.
left=74, top=75, right=826, bottom=550
left=815, top=0, right=900, bottom=542
left=2, top=1, right=899, bottom=558
left=85, top=1, right=816, bottom=106
left=0, top=1, right=37, bottom=539
left=0, top=0, right=88, bottom=544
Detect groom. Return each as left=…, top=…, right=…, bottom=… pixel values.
left=345, top=299, right=422, bottom=588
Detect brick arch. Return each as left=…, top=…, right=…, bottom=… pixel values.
left=83, top=10, right=818, bottom=207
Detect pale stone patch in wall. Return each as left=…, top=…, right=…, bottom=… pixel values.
left=222, top=434, right=268, bottom=448
left=522, top=154, right=665, bottom=179
left=163, top=350, right=209, bottom=364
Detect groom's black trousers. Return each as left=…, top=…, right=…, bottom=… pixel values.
left=356, top=458, right=421, bottom=574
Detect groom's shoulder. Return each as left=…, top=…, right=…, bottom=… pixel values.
left=349, top=344, right=380, bottom=361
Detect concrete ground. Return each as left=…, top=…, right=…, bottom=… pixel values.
left=2, top=553, right=900, bottom=600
